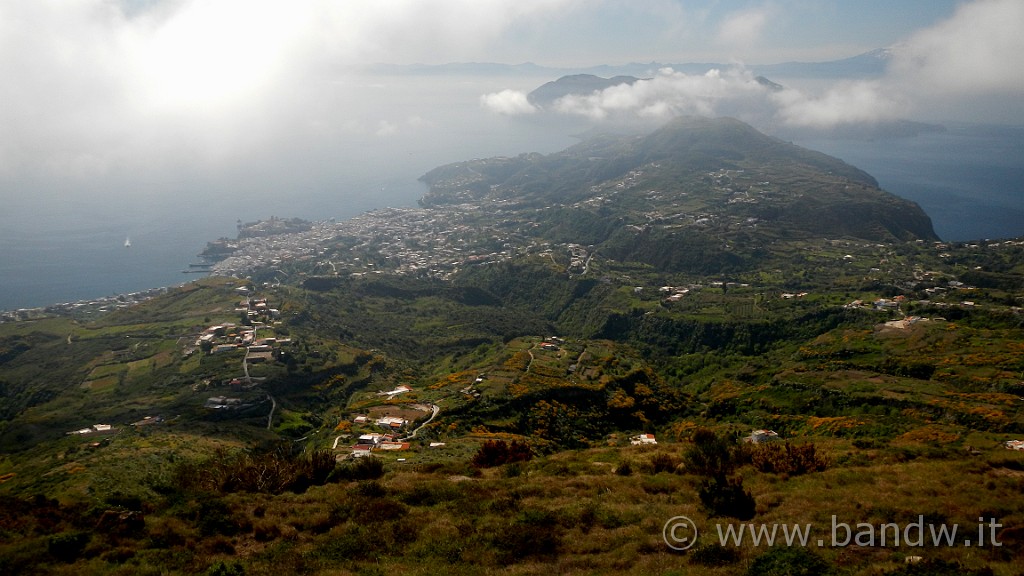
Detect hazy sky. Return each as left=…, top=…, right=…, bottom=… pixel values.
left=0, top=0, right=1021, bottom=202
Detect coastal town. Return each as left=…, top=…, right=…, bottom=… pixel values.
left=203, top=205, right=531, bottom=281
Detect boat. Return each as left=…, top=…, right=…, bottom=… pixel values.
left=124, top=236, right=131, bottom=248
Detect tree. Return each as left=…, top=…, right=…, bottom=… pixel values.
left=683, top=427, right=756, bottom=519
left=472, top=439, right=533, bottom=468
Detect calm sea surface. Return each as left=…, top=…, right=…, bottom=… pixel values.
left=797, top=124, right=1024, bottom=243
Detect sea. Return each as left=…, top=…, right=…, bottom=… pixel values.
left=798, top=124, right=1024, bottom=243
left=1, top=79, right=1021, bottom=311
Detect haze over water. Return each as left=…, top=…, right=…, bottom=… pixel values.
left=1, top=79, right=1019, bottom=311
left=0, top=74, right=577, bottom=310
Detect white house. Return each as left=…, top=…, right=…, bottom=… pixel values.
left=631, top=433, right=657, bottom=445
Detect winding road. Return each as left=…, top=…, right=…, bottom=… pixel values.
left=399, top=404, right=440, bottom=441
left=266, top=394, right=276, bottom=430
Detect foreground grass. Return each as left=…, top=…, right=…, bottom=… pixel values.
left=2, top=438, right=1022, bottom=576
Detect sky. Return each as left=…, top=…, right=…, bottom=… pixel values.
left=0, top=0, right=1022, bottom=206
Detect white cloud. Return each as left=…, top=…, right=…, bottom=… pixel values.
left=376, top=120, right=399, bottom=138
left=888, top=0, right=1024, bottom=96
left=492, top=66, right=908, bottom=131
left=1, top=0, right=1021, bottom=189
left=778, top=0, right=1024, bottom=125
left=485, top=0, right=1024, bottom=129
left=480, top=90, right=538, bottom=116
left=771, top=81, right=904, bottom=128
left=0, top=0, right=580, bottom=181
left=545, top=68, right=780, bottom=125
left=717, top=4, right=774, bottom=50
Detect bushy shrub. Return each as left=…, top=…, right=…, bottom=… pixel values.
left=400, top=481, right=464, bottom=507
left=852, top=438, right=885, bottom=449
left=650, top=453, right=680, bottom=474
left=749, top=442, right=829, bottom=475
left=682, top=427, right=738, bottom=478
left=330, top=456, right=385, bottom=482
left=884, top=558, right=995, bottom=575
left=205, top=561, right=245, bottom=576
left=745, top=547, right=833, bottom=576
left=503, top=461, right=525, bottom=478
left=488, top=508, right=562, bottom=564
left=193, top=497, right=241, bottom=537
left=472, top=439, right=533, bottom=468
left=176, top=446, right=342, bottom=495
left=353, top=479, right=387, bottom=498
left=684, top=427, right=757, bottom=519
left=47, top=531, right=90, bottom=562
left=689, top=542, right=740, bottom=566
left=698, top=477, right=756, bottom=520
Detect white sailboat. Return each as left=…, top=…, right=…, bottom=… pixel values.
left=124, top=236, right=132, bottom=248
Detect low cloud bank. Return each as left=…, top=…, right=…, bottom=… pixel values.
left=481, top=67, right=904, bottom=130
left=480, top=90, right=538, bottom=116
left=482, top=0, right=1024, bottom=129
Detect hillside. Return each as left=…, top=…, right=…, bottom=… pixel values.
left=419, top=117, right=936, bottom=248
left=0, top=117, right=1022, bottom=575
left=526, top=73, right=643, bottom=108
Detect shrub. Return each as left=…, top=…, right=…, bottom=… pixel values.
left=472, top=440, right=533, bottom=468
left=745, top=547, right=833, bottom=576
left=175, top=446, right=342, bottom=494
left=698, top=476, right=756, bottom=520
left=354, top=479, right=387, bottom=498
left=682, top=427, right=738, bottom=478
left=689, top=542, right=740, bottom=567
left=683, top=427, right=757, bottom=518
left=883, top=558, right=995, bottom=575
left=749, top=442, right=829, bottom=475
left=193, top=498, right=241, bottom=537
left=47, top=531, right=90, bottom=562
left=651, top=453, right=680, bottom=474
left=205, top=561, right=245, bottom=576
left=852, top=438, right=884, bottom=449
left=503, top=461, right=525, bottom=478
left=488, top=508, right=562, bottom=564
left=400, top=481, right=465, bottom=507
left=330, top=456, right=385, bottom=482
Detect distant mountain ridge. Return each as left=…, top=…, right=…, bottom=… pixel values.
left=527, top=74, right=644, bottom=108
left=366, top=48, right=893, bottom=78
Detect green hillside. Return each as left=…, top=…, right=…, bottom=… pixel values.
left=0, top=118, right=1021, bottom=575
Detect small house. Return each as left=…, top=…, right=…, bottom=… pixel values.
left=630, top=433, right=657, bottom=445
left=745, top=429, right=780, bottom=444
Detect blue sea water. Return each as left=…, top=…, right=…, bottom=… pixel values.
left=0, top=175, right=429, bottom=311
left=795, top=124, right=1024, bottom=242
left=1, top=119, right=1020, bottom=311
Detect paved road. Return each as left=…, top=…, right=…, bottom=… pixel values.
left=266, top=394, right=276, bottom=430
left=399, top=404, right=440, bottom=441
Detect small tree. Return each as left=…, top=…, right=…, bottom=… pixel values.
left=698, top=476, right=756, bottom=520
left=683, top=427, right=756, bottom=519
left=682, top=427, right=738, bottom=478
left=749, top=442, right=829, bottom=475
left=472, top=439, right=533, bottom=468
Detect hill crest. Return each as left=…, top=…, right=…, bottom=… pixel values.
left=419, top=116, right=936, bottom=244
